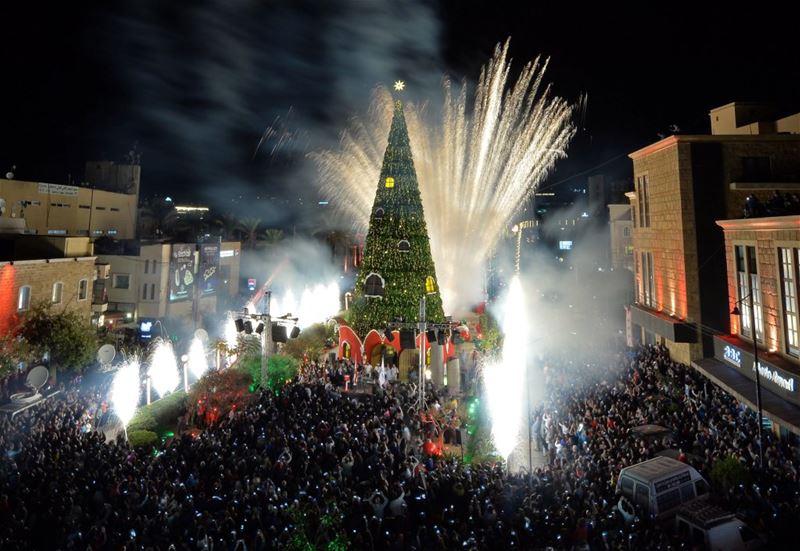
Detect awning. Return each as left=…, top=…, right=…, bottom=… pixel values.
left=630, top=304, right=697, bottom=343
left=692, top=357, right=800, bottom=436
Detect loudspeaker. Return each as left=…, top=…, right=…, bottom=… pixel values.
left=426, top=329, right=436, bottom=342
left=400, top=329, right=415, bottom=349
left=234, top=318, right=245, bottom=333
left=290, top=326, right=301, bottom=339
left=244, top=321, right=253, bottom=334
left=255, top=322, right=265, bottom=334
left=437, top=330, right=446, bottom=345
left=384, top=328, right=394, bottom=342
left=272, top=323, right=288, bottom=343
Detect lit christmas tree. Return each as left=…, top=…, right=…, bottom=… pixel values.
left=350, top=82, right=445, bottom=337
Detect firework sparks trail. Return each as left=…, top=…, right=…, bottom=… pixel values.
left=313, top=40, right=576, bottom=314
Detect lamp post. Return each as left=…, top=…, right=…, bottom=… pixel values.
left=731, top=290, right=764, bottom=467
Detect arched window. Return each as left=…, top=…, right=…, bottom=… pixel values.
left=364, top=272, right=385, bottom=297
left=623, top=226, right=631, bottom=237
left=424, top=276, right=437, bottom=294
left=398, top=239, right=410, bottom=253
left=52, top=282, right=63, bottom=304
left=385, top=177, right=395, bottom=188
left=374, top=208, right=385, bottom=221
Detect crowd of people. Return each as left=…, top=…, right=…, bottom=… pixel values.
left=0, top=344, right=799, bottom=549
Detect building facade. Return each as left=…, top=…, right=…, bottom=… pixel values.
left=0, top=236, right=96, bottom=334
left=0, top=161, right=140, bottom=239
left=628, top=102, right=800, bottom=365
left=95, top=240, right=241, bottom=334
left=608, top=203, right=633, bottom=272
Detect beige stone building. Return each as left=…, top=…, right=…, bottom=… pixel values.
left=608, top=203, right=633, bottom=272
left=0, top=161, right=139, bottom=239
left=628, top=102, right=800, bottom=365
left=0, top=236, right=96, bottom=334
left=95, top=240, right=241, bottom=333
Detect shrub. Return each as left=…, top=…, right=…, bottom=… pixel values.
left=128, top=391, right=186, bottom=433
left=128, top=430, right=158, bottom=450
left=267, top=354, right=299, bottom=395
left=711, top=455, right=751, bottom=494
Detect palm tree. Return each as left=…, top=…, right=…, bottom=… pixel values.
left=239, top=217, right=262, bottom=249
left=138, top=197, right=177, bottom=239
left=262, top=228, right=284, bottom=246
left=213, top=212, right=242, bottom=241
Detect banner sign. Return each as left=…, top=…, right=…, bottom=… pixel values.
left=38, top=183, right=79, bottom=196
left=169, top=244, right=195, bottom=302
left=200, top=244, right=220, bottom=296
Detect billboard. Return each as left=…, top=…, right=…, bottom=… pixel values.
left=558, top=240, right=573, bottom=250
left=200, top=244, right=220, bottom=295
left=169, top=244, right=195, bottom=302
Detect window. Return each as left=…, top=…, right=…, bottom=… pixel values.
left=152, top=260, right=158, bottom=273
left=398, top=239, right=411, bottom=253
left=144, top=259, right=150, bottom=274
left=110, top=207, right=120, bottom=212
left=623, top=226, right=631, bottom=237
left=620, top=476, right=634, bottom=499
left=741, top=156, right=771, bottom=181
left=625, top=245, right=634, bottom=256
left=79, top=204, right=91, bottom=209
left=636, top=175, right=650, bottom=227
left=113, top=274, right=130, bottom=289
left=385, top=177, right=395, bottom=188
left=656, top=489, right=680, bottom=513
left=425, top=276, right=437, bottom=294
left=634, top=483, right=650, bottom=509
left=364, top=273, right=385, bottom=297
left=107, top=229, right=118, bottom=236
left=150, top=283, right=155, bottom=301
left=17, top=286, right=31, bottom=311
left=51, top=282, right=63, bottom=304
left=679, top=483, right=695, bottom=503
left=780, top=248, right=800, bottom=356
left=374, top=208, right=385, bottom=221
left=93, top=230, right=104, bottom=236
left=736, top=245, right=763, bottom=341
left=78, top=279, right=88, bottom=301
left=47, top=229, right=67, bottom=235
left=640, top=252, right=655, bottom=308
left=142, top=283, right=148, bottom=300
left=95, top=206, right=106, bottom=211
left=694, top=480, right=709, bottom=497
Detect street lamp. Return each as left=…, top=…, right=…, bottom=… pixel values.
left=731, top=291, right=764, bottom=467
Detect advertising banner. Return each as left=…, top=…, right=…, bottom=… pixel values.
left=169, top=244, right=195, bottom=302
left=200, top=244, right=220, bottom=295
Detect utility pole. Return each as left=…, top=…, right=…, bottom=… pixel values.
left=418, top=295, right=427, bottom=409
left=261, top=291, right=272, bottom=388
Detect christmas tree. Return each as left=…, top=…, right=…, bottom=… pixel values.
left=350, top=88, right=445, bottom=337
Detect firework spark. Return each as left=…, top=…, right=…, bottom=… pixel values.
left=313, top=40, right=575, bottom=313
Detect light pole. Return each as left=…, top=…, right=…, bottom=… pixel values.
left=731, top=290, right=764, bottom=467
left=418, top=295, right=427, bottom=409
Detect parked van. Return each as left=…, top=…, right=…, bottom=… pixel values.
left=617, top=456, right=709, bottom=519
left=675, top=500, right=764, bottom=550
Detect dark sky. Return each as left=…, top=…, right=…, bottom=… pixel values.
left=1, top=1, right=798, bottom=226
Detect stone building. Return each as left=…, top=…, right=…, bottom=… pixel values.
left=628, top=102, right=800, bottom=365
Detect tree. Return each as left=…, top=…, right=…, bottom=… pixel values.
left=0, top=334, right=28, bottom=379
left=282, top=323, right=333, bottom=362
left=349, top=99, right=444, bottom=337
left=214, top=212, right=242, bottom=241
left=138, top=197, right=178, bottom=238
left=18, top=302, right=97, bottom=377
left=239, top=217, right=262, bottom=249
left=262, top=228, right=284, bottom=246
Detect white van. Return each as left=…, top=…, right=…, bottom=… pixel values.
left=675, top=500, right=764, bottom=550
left=617, top=456, right=709, bottom=519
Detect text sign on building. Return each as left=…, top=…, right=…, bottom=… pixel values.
left=219, top=249, right=235, bottom=258
left=38, top=183, right=79, bottom=196
left=723, top=345, right=742, bottom=367
left=200, top=244, right=219, bottom=296
left=169, top=244, right=196, bottom=302
left=756, top=363, right=795, bottom=392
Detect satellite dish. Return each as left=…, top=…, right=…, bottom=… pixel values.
left=0, top=198, right=6, bottom=216
left=27, top=365, right=49, bottom=392
left=97, top=344, right=117, bottom=366
left=194, top=328, right=209, bottom=343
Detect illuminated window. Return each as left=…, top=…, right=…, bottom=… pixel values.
left=398, top=239, right=410, bottom=253
left=425, top=276, right=436, bottom=294
left=364, top=273, right=385, bottom=297
left=385, top=177, right=395, bottom=188
left=780, top=248, right=799, bottom=356
left=374, top=208, right=385, bottom=221
left=736, top=245, right=763, bottom=341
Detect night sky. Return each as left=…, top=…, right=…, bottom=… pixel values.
left=1, top=1, right=798, bottom=226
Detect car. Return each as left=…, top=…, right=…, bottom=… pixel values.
left=618, top=456, right=709, bottom=519
left=675, top=500, right=765, bottom=550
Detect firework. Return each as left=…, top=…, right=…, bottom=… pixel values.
left=111, top=357, right=141, bottom=428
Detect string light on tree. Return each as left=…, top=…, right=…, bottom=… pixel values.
left=393, top=80, right=405, bottom=91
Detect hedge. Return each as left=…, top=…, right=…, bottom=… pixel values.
left=128, top=430, right=158, bottom=450
left=128, top=390, right=187, bottom=433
